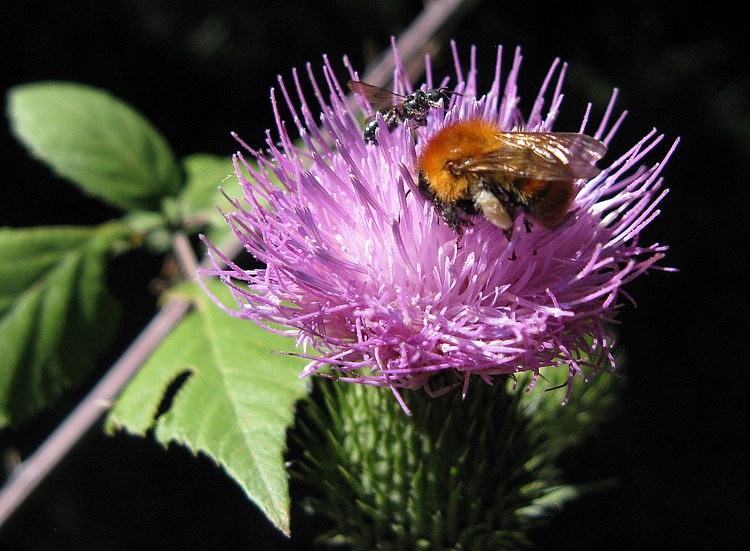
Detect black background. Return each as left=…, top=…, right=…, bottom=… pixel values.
left=1, top=1, right=748, bottom=549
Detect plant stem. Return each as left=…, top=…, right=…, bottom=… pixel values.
left=0, top=230, right=219, bottom=530
left=359, top=0, right=471, bottom=86
left=0, top=296, right=189, bottom=528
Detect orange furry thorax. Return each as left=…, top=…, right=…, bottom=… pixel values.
left=418, top=119, right=499, bottom=203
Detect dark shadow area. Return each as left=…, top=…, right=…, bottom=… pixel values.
left=2, top=1, right=746, bottom=548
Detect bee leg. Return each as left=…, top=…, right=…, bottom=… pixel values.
left=438, top=203, right=472, bottom=235
left=503, top=228, right=517, bottom=259
left=418, top=173, right=471, bottom=235
left=411, top=112, right=427, bottom=127
left=383, top=109, right=405, bottom=131
left=363, top=116, right=379, bottom=144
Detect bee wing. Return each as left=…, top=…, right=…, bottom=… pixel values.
left=458, top=132, right=607, bottom=180
left=347, top=80, right=405, bottom=110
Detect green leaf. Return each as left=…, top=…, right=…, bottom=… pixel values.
left=7, top=82, right=182, bottom=212
left=107, top=280, right=310, bottom=536
left=177, top=154, right=235, bottom=242
left=179, top=154, right=234, bottom=217
left=0, top=224, right=128, bottom=426
left=518, top=362, right=621, bottom=459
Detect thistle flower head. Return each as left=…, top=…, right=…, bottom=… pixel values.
left=203, top=41, right=674, bottom=409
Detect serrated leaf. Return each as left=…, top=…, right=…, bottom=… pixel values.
left=0, top=224, right=128, bottom=426
left=7, top=82, right=182, bottom=212
left=107, top=280, right=310, bottom=535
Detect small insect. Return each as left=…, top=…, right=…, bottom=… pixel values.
left=417, top=118, right=607, bottom=236
left=347, top=80, right=453, bottom=144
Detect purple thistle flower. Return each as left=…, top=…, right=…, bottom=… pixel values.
left=203, top=41, right=675, bottom=410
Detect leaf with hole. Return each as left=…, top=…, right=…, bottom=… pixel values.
left=107, top=280, right=310, bottom=536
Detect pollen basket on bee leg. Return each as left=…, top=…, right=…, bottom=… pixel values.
left=471, top=188, right=513, bottom=230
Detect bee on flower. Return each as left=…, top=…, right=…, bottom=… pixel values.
left=203, top=41, right=675, bottom=411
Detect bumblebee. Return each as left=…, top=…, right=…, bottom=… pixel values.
left=417, top=118, right=607, bottom=235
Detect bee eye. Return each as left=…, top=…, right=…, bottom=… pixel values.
left=446, top=161, right=461, bottom=177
